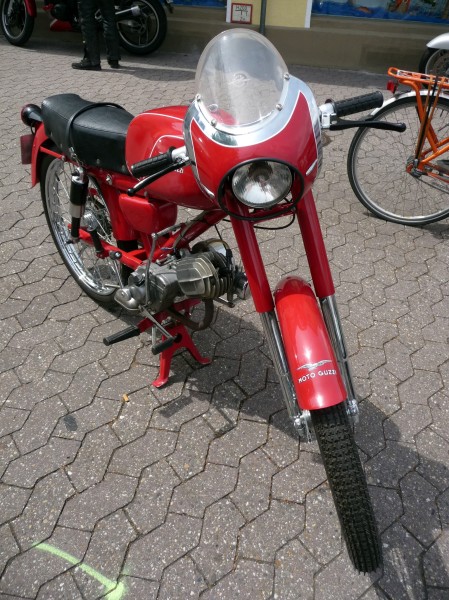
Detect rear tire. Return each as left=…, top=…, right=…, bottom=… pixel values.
left=419, top=47, right=449, bottom=77
left=117, top=0, right=166, bottom=55
left=310, top=403, right=382, bottom=573
left=0, top=0, right=34, bottom=45
left=40, top=155, right=122, bottom=307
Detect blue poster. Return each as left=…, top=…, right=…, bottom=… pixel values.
left=312, top=0, right=449, bottom=22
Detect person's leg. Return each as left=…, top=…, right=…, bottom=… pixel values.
left=98, top=0, right=121, bottom=66
left=73, top=0, right=102, bottom=68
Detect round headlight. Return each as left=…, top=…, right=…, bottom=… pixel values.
left=231, top=161, right=293, bottom=209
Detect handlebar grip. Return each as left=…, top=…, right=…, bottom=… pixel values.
left=131, top=150, right=174, bottom=178
left=332, top=91, right=384, bottom=117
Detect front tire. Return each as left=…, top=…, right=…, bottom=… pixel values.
left=0, top=0, right=34, bottom=45
left=419, top=47, right=449, bottom=76
left=311, top=403, right=382, bottom=573
left=116, top=0, right=166, bottom=55
left=347, top=95, right=449, bottom=226
left=40, top=155, right=122, bottom=307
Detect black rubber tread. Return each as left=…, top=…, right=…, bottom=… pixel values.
left=419, top=48, right=437, bottom=74
left=310, top=403, right=382, bottom=573
left=347, top=95, right=449, bottom=226
left=0, top=0, right=34, bottom=46
left=40, top=154, right=119, bottom=307
left=117, top=0, right=166, bottom=55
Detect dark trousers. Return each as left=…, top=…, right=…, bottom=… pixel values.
left=78, top=0, right=121, bottom=65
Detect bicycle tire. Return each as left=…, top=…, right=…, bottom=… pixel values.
left=311, top=403, right=382, bottom=573
left=40, top=155, right=121, bottom=306
left=347, top=94, right=449, bottom=226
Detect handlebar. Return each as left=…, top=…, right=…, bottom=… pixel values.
left=130, top=146, right=189, bottom=178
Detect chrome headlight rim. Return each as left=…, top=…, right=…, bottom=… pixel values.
left=217, top=158, right=304, bottom=222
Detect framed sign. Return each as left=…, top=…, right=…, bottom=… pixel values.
left=231, top=3, right=253, bottom=23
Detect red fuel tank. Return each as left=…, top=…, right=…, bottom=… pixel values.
left=125, top=106, right=215, bottom=210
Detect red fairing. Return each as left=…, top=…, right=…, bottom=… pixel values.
left=274, top=277, right=347, bottom=410
left=188, top=91, right=319, bottom=202
left=24, top=0, right=36, bottom=17
left=125, top=106, right=214, bottom=210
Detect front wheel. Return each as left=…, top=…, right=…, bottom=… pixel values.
left=419, top=47, right=449, bottom=76
left=347, top=95, right=449, bottom=226
left=0, top=0, right=34, bottom=45
left=311, top=403, right=382, bottom=573
left=116, top=0, right=166, bottom=55
left=40, top=155, right=123, bottom=307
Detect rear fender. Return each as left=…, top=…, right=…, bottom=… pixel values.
left=30, top=125, right=59, bottom=186
left=274, top=276, right=347, bottom=411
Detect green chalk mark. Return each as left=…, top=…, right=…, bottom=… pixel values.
left=36, top=542, right=126, bottom=599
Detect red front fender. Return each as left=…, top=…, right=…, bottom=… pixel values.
left=274, top=276, right=347, bottom=411
left=24, top=0, right=36, bottom=17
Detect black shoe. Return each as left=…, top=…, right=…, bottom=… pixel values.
left=108, top=60, right=120, bottom=69
left=72, top=59, right=101, bottom=71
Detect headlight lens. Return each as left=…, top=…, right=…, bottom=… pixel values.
left=231, top=161, right=293, bottom=208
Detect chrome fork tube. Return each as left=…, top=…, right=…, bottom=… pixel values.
left=260, top=311, right=311, bottom=438
left=320, top=295, right=359, bottom=419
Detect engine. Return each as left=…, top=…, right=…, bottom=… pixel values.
left=114, top=240, right=249, bottom=314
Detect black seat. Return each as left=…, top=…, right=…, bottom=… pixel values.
left=41, top=94, right=134, bottom=174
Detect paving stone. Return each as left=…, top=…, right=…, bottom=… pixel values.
left=11, top=470, right=75, bottom=550
left=158, top=555, right=207, bottom=600
left=273, top=538, right=320, bottom=600
left=262, top=409, right=300, bottom=468
left=59, top=474, right=138, bottom=530
left=72, top=510, right=136, bottom=598
left=12, top=396, right=67, bottom=455
left=67, top=424, right=121, bottom=492
left=369, top=485, right=403, bottom=534
left=0, top=526, right=91, bottom=598
left=109, top=427, right=177, bottom=477
left=314, top=550, right=380, bottom=600
left=51, top=341, right=110, bottom=375
left=299, top=484, right=341, bottom=564
left=126, top=459, right=180, bottom=534
left=239, top=499, right=304, bottom=562
left=239, top=382, right=286, bottom=424
left=200, top=558, right=274, bottom=600
left=383, top=404, right=432, bottom=443
left=119, top=576, right=158, bottom=599
left=423, top=531, right=449, bottom=589
left=55, top=396, right=121, bottom=441
left=168, top=416, right=215, bottom=481
left=15, top=341, right=62, bottom=385
left=96, top=364, right=159, bottom=401
left=6, top=370, right=72, bottom=411
left=185, top=357, right=240, bottom=394
left=36, top=571, right=84, bottom=600
left=378, top=523, right=425, bottom=600
left=416, top=429, right=449, bottom=492
left=151, top=389, right=210, bottom=431
left=191, top=498, right=244, bottom=586
left=272, top=450, right=326, bottom=505
left=203, top=381, right=245, bottom=435
left=0, top=523, right=20, bottom=575
left=125, top=513, right=202, bottom=580
left=60, top=363, right=108, bottom=412
left=207, top=419, right=268, bottom=467
left=399, top=369, right=443, bottom=405
left=365, top=440, right=419, bottom=488
left=170, top=463, right=237, bottom=518
left=0, top=406, right=29, bottom=439
left=400, top=472, right=441, bottom=548
left=0, top=435, right=19, bottom=479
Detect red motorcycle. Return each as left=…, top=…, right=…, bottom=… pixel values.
left=20, top=29, right=401, bottom=572
left=0, top=0, right=170, bottom=54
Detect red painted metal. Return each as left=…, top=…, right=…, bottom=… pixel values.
left=274, top=276, right=346, bottom=410
left=23, top=0, right=36, bottom=18
left=296, top=190, right=335, bottom=299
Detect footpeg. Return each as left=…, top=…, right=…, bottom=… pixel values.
left=103, top=325, right=141, bottom=346
left=151, top=335, right=180, bottom=355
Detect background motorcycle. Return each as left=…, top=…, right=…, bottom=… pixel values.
left=0, top=0, right=170, bottom=54
left=19, top=29, right=392, bottom=572
left=419, top=32, right=449, bottom=76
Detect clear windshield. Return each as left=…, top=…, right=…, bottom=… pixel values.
left=195, top=29, right=289, bottom=130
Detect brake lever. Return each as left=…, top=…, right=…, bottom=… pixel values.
left=329, top=120, right=406, bottom=132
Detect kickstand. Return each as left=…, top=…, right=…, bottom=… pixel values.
left=152, top=324, right=211, bottom=388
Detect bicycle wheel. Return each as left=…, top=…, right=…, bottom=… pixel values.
left=116, top=0, right=166, bottom=55
left=348, top=95, right=449, bottom=225
left=40, top=155, right=122, bottom=306
left=311, top=403, right=382, bottom=573
left=0, top=0, right=34, bottom=46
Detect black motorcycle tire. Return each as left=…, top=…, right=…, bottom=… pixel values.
left=310, top=403, right=382, bottom=573
left=40, top=154, right=122, bottom=307
left=0, top=0, right=34, bottom=46
left=116, top=0, right=166, bottom=55
left=419, top=47, right=449, bottom=76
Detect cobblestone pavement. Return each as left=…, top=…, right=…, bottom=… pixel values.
left=1, top=32, right=449, bottom=600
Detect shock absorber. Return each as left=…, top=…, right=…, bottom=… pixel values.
left=69, top=168, right=88, bottom=242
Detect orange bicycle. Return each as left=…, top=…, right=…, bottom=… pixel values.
left=348, top=68, right=449, bottom=225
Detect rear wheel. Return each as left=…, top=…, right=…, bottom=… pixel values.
left=0, top=0, right=34, bottom=45
left=348, top=95, right=449, bottom=225
left=310, top=403, right=382, bottom=573
left=40, top=155, right=122, bottom=306
left=419, top=47, right=449, bottom=77
left=116, top=0, right=166, bottom=55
